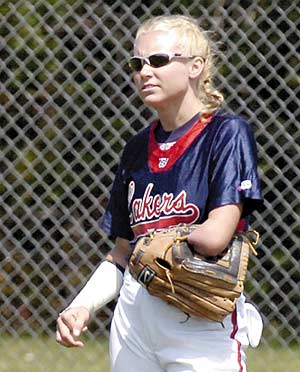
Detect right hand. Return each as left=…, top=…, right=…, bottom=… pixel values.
left=56, top=307, right=90, bottom=347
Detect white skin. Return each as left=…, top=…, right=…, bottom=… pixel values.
left=56, top=29, right=242, bottom=348
left=134, top=30, right=205, bottom=130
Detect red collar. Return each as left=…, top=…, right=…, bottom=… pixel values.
left=148, top=114, right=212, bottom=172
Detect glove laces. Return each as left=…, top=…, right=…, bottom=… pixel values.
left=162, top=235, right=189, bottom=294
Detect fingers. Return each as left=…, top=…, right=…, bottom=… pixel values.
left=56, top=307, right=90, bottom=348
left=56, top=315, right=84, bottom=347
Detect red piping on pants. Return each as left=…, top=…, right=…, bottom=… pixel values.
left=230, top=309, right=243, bottom=372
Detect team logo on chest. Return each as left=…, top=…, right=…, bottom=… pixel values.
left=158, top=157, right=169, bottom=168
left=128, top=182, right=200, bottom=235
left=128, top=180, right=135, bottom=205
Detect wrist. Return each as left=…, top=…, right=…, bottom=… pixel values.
left=66, top=260, right=124, bottom=315
left=60, top=305, right=90, bottom=318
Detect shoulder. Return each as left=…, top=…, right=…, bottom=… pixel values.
left=125, top=125, right=151, bottom=150
left=122, top=125, right=151, bottom=156
left=120, top=123, right=152, bottom=168
left=208, top=110, right=255, bottom=144
left=211, top=110, right=251, bottom=134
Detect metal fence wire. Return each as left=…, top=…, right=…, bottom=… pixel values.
left=1, top=0, right=300, bottom=371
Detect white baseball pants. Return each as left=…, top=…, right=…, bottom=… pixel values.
left=109, top=270, right=262, bottom=372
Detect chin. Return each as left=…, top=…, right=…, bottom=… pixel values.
left=142, top=95, right=167, bottom=110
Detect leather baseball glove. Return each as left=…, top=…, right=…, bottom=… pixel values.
left=129, top=224, right=259, bottom=322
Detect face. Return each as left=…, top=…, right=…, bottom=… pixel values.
left=132, top=30, right=194, bottom=110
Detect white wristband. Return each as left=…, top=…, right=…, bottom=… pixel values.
left=65, top=261, right=124, bottom=315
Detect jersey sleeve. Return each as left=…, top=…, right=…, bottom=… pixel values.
left=207, top=116, right=263, bottom=217
left=101, top=160, right=134, bottom=241
left=101, top=127, right=150, bottom=241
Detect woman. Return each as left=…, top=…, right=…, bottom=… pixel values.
left=56, top=15, right=263, bottom=371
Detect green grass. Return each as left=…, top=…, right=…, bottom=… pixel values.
left=247, top=346, right=300, bottom=372
left=0, top=336, right=300, bottom=372
left=0, top=336, right=109, bottom=372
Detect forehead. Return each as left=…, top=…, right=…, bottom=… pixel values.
left=134, top=30, right=182, bottom=55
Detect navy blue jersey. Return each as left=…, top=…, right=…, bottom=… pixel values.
left=101, top=110, right=263, bottom=242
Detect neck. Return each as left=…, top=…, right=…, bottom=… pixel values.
left=155, top=95, right=205, bottom=131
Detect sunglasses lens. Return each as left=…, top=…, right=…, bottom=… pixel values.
left=149, top=54, right=170, bottom=67
left=128, top=54, right=172, bottom=71
left=128, top=58, right=143, bottom=71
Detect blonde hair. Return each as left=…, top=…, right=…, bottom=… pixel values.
left=135, top=15, right=224, bottom=113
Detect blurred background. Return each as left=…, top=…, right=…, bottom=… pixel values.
left=1, top=1, right=299, bottom=371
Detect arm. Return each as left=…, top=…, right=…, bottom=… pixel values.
left=106, top=237, right=132, bottom=269
left=187, top=203, right=242, bottom=256
left=56, top=237, right=131, bottom=347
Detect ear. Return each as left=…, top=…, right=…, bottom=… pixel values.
left=189, top=57, right=205, bottom=79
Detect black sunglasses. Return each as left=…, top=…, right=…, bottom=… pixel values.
left=128, top=53, right=196, bottom=72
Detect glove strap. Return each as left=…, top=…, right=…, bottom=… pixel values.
left=244, top=230, right=260, bottom=256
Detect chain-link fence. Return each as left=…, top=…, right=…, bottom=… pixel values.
left=1, top=1, right=300, bottom=371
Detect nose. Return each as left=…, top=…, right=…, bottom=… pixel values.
left=139, top=62, right=153, bottom=76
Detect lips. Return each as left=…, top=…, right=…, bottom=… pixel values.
left=142, top=84, right=158, bottom=91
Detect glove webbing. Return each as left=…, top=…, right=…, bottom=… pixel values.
left=158, top=235, right=188, bottom=295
